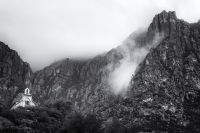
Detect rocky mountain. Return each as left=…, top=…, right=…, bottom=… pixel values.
left=1, top=10, right=200, bottom=132
left=31, top=11, right=165, bottom=114
left=31, top=10, right=200, bottom=132
left=0, top=42, right=32, bottom=108
left=32, top=48, right=123, bottom=113
left=127, top=11, right=200, bottom=131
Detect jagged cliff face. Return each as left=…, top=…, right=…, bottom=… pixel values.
left=127, top=11, right=200, bottom=128
left=0, top=42, right=32, bottom=107
left=31, top=11, right=165, bottom=114
left=32, top=48, right=124, bottom=113
left=31, top=24, right=160, bottom=115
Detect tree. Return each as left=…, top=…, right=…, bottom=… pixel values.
left=84, top=114, right=102, bottom=133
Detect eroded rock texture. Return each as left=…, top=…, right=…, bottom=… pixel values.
left=127, top=11, right=200, bottom=131
left=32, top=47, right=125, bottom=114
left=0, top=42, right=32, bottom=107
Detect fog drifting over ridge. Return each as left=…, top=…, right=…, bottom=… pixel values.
left=108, top=32, right=165, bottom=95
left=0, top=0, right=199, bottom=71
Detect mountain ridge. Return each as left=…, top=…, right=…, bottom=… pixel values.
left=0, top=41, right=32, bottom=108
left=127, top=10, right=200, bottom=130
left=1, top=10, right=200, bottom=132
left=31, top=11, right=175, bottom=113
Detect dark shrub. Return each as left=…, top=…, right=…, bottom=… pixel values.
left=38, top=112, right=50, bottom=123
left=44, top=98, right=72, bottom=116
left=84, top=114, right=102, bottom=133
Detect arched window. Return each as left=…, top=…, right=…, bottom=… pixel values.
left=25, top=88, right=30, bottom=95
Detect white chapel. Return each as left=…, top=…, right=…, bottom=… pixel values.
left=10, top=87, right=36, bottom=109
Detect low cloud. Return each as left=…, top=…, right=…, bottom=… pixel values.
left=0, top=0, right=199, bottom=71
left=108, top=31, right=164, bottom=95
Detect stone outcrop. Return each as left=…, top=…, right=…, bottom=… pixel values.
left=0, top=42, right=32, bottom=107
left=126, top=10, right=200, bottom=130
left=191, top=19, right=200, bottom=33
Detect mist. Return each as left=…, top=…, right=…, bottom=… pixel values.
left=0, top=0, right=199, bottom=71
left=108, top=32, right=165, bottom=95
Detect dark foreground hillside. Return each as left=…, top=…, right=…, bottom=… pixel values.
left=1, top=97, right=200, bottom=133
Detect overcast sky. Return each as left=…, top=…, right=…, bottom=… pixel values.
left=0, top=0, right=199, bottom=71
